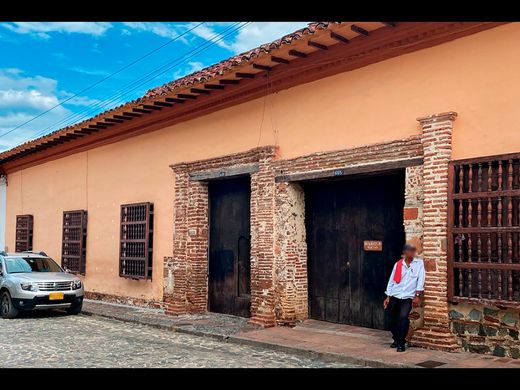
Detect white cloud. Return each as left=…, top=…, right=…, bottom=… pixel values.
left=0, top=69, right=97, bottom=152
left=230, top=22, right=309, bottom=53
left=121, top=22, right=188, bottom=44
left=2, top=22, right=112, bottom=39
left=71, top=66, right=110, bottom=77
left=172, top=61, right=205, bottom=79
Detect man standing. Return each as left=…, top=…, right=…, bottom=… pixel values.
left=383, top=243, right=425, bottom=352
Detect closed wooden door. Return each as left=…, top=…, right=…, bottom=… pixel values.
left=208, top=176, right=251, bottom=317
left=305, top=171, right=405, bottom=329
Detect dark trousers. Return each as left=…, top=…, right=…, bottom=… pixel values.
left=387, top=297, right=413, bottom=346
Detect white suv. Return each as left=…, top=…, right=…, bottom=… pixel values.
left=0, top=251, right=84, bottom=318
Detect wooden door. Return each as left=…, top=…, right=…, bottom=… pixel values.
left=305, top=171, right=405, bottom=329
left=208, top=176, right=251, bottom=317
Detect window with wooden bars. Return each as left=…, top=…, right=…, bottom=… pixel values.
left=119, top=202, right=154, bottom=280
left=62, top=210, right=87, bottom=275
left=15, top=215, right=33, bottom=252
left=448, top=154, right=520, bottom=307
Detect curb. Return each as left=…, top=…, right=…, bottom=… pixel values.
left=81, top=308, right=416, bottom=368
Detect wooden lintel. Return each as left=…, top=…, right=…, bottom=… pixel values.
left=235, top=72, right=255, bottom=79
left=178, top=94, right=197, bottom=100
left=330, top=31, right=349, bottom=44
left=142, top=104, right=162, bottom=111
left=187, top=164, right=259, bottom=181
left=351, top=24, right=369, bottom=36
left=271, top=56, right=290, bottom=65
left=275, top=157, right=423, bottom=183
left=191, top=88, right=210, bottom=95
left=165, top=97, right=186, bottom=103
left=253, top=63, right=272, bottom=71
left=204, top=84, right=225, bottom=90
left=132, top=108, right=152, bottom=114
left=219, top=79, right=240, bottom=85
left=105, top=118, right=124, bottom=123
left=153, top=101, right=173, bottom=108
left=308, top=41, right=328, bottom=50
left=288, top=49, right=307, bottom=58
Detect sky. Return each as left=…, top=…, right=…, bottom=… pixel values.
left=0, top=22, right=309, bottom=152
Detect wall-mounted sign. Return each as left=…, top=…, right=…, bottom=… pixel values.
left=364, top=240, right=383, bottom=252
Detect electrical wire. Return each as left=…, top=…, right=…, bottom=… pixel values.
left=0, top=22, right=205, bottom=140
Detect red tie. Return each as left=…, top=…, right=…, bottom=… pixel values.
left=393, top=259, right=404, bottom=284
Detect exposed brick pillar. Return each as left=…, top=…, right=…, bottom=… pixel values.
left=274, top=182, right=308, bottom=326
left=249, top=149, right=278, bottom=327
left=164, top=166, right=209, bottom=314
left=411, top=111, right=460, bottom=351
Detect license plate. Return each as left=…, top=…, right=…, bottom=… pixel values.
left=49, top=292, right=64, bottom=300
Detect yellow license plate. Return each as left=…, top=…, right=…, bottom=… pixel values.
left=49, top=292, right=64, bottom=300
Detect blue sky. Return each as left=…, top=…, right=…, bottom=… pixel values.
left=0, top=22, right=309, bottom=152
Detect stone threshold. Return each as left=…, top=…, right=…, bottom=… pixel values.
left=82, top=300, right=520, bottom=369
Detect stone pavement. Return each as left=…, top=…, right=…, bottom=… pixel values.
left=83, top=299, right=520, bottom=368
left=0, top=310, right=357, bottom=368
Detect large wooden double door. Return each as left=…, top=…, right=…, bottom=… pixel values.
left=305, top=171, right=405, bottom=329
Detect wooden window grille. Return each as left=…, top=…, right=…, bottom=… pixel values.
left=15, top=215, right=33, bottom=252
left=448, top=154, right=520, bottom=307
left=119, top=202, right=154, bottom=280
left=62, top=210, right=88, bottom=275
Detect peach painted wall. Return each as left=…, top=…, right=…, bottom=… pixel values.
left=5, top=23, right=520, bottom=300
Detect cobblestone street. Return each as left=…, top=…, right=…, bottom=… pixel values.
left=0, top=311, right=358, bottom=368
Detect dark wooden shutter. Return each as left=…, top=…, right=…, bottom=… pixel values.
left=448, top=154, right=520, bottom=307
left=62, top=210, right=88, bottom=275
left=15, top=215, right=33, bottom=252
left=119, top=202, right=154, bottom=279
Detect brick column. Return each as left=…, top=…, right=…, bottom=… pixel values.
left=411, top=111, right=460, bottom=351
left=273, top=182, right=307, bottom=326
left=249, top=149, right=278, bottom=327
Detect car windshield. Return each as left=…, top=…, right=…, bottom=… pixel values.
left=4, top=257, right=62, bottom=274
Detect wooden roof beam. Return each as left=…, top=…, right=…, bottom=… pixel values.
left=142, top=104, right=162, bottom=111
left=330, top=31, right=349, bottom=44
left=123, top=112, right=142, bottom=117
left=105, top=117, right=124, bottom=123
left=271, top=56, right=290, bottom=65
left=288, top=49, right=307, bottom=58
left=235, top=73, right=255, bottom=79
left=219, top=79, right=240, bottom=85
left=253, top=64, right=272, bottom=71
left=178, top=94, right=197, bottom=100
left=308, top=41, right=328, bottom=50
left=132, top=108, right=152, bottom=114
left=165, top=97, right=186, bottom=103
left=204, top=84, right=225, bottom=90
left=383, top=22, right=397, bottom=27
left=190, top=88, right=210, bottom=95
left=114, top=114, right=134, bottom=120
left=153, top=101, right=173, bottom=108
left=351, top=24, right=369, bottom=36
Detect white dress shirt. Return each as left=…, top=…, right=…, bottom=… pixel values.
left=385, top=257, right=425, bottom=299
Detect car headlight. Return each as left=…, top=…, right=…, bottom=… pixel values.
left=20, top=282, right=38, bottom=291
left=72, top=280, right=82, bottom=290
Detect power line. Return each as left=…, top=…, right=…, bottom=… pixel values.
left=17, top=22, right=248, bottom=145
left=29, top=22, right=246, bottom=140
left=0, top=22, right=205, bottom=139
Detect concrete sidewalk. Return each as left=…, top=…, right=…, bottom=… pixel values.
left=82, top=300, right=520, bottom=368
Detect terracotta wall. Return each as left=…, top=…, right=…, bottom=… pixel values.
left=5, top=23, right=520, bottom=300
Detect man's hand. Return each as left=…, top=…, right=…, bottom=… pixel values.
left=412, top=296, right=421, bottom=308
left=383, top=296, right=390, bottom=309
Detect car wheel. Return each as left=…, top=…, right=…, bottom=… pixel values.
left=1, top=291, right=19, bottom=319
left=66, top=300, right=82, bottom=315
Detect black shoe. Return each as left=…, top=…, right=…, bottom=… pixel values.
left=390, top=342, right=398, bottom=348
left=396, top=345, right=406, bottom=352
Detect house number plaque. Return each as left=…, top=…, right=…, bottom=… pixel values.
left=363, top=240, right=383, bottom=251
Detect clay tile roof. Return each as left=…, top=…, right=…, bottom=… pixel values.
left=0, top=22, right=334, bottom=163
